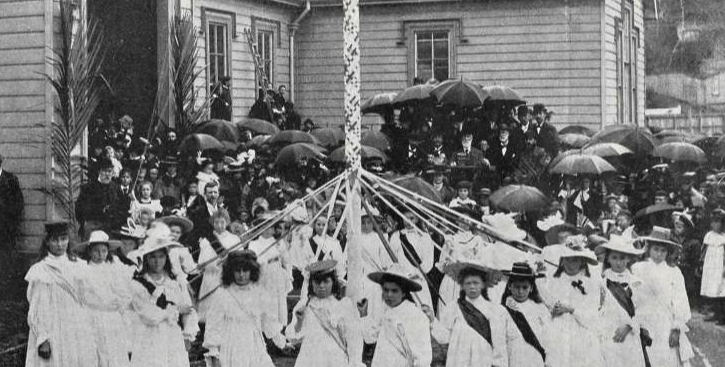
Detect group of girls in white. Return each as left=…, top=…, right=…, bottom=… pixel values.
left=26, top=210, right=697, bottom=367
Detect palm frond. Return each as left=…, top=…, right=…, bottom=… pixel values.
left=42, top=0, right=106, bottom=224
left=159, top=12, right=209, bottom=140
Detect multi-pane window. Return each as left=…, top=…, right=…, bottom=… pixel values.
left=257, top=30, right=274, bottom=85
left=208, top=22, right=228, bottom=87
left=415, top=31, right=450, bottom=82
left=616, top=4, right=637, bottom=123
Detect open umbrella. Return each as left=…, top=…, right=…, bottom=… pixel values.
left=178, top=133, right=225, bottom=154
left=362, top=92, right=397, bottom=115
left=481, top=85, right=525, bottom=105
left=330, top=145, right=387, bottom=163
left=559, top=125, right=596, bottom=137
left=653, top=142, right=707, bottom=163
left=361, top=130, right=392, bottom=151
left=393, top=83, right=436, bottom=104
left=694, top=136, right=720, bottom=155
left=275, top=143, right=326, bottom=167
left=634, top=203, right=679, bottom=219
left=268, top=130, right=321, bottom=146
left=549, top=152, right=616, bottom=175
left=387, top=174, right=442, bottom=204
left=558, top=133, right=590, bottom=148
left=196, top=119, right=239, bottom=143
left=489, top=184, right=549, bottom=213
left=236, top=117, right=280, bottom=136
left=581, top=142, right=632, bottom=157
left=430, top=78, right=489, bottom=108
left=310, top=127, right=345, bottom=148
left=586, top=124, right=656, bottom=156
left=244, top=134, right=271, bottom=149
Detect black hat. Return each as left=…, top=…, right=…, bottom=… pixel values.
left=98, top=158, right=114, bottom=170
left=456, top=180, right=472, bottom=190
left=368, top=264, right=422, bottom=292
left=533, top=103, right=547, bottom=115
left=45, top=221, right=70, bottom=236
left=503, top=262, right=544, bottom=280
left=425, top=166, right=450, bottom=175
left=499, top=123, right=511, bottom=131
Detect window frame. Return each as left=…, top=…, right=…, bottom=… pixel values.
left=252, top=17, right=281, bottom=88
left=202, top=9, right=234, bottom=94
left=404, top=20, right=460, bottom=83
left=615, top=1, right=638, bottom=124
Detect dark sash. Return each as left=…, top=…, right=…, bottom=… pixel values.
left=505, top=306, right=546, bottom=361
left=457, top=298, right=492, bottom=345
left=399, top=233, right=422, bottom=266
left=309, top=237, right=325, bottom=261
left=208, top=236, right=225, bottom=255
left=606, top=279, right=634, bottom=317
left=606, top=279, right=651, bottom=367
left=133, top=272, right=175, bottom=310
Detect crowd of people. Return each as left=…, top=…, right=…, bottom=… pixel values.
left=20, top=83, right=725, bottom=367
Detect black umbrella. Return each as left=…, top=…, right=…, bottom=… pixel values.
left=195, top=119, right=239, bottom=143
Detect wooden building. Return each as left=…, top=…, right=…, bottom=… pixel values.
left=0, top=0, right=645, bottom=253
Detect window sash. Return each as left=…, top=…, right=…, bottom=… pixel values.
left=414, top=31, right=450, bottom=81
left=208, top=22, right=228, bottom=86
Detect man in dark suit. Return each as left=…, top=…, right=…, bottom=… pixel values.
left=187, top=180, right=223, bottom=245
left=532, top=103, right=559, bottom=158
left=487, top=123, right=520, bottom=184
left=0, top=154, right=23, bottom=251
left=210, top=76, right=232, bottom=121
left=76, top=158, right=124, bottom=239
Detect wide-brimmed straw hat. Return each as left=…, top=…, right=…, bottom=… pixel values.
left=136, top=234, right=183, bottom=258
left=74, top=231, right=123, bottom=253
left=503, top=262, right=544, bottom=280
left=558, top=243, right=598, bottom=266
left=158, top=215, right=194, bottom=233
left=635, top=226, right=680, bottom=251
left=368, top=264, right=422, bottom=293
left=595, top=234, right=644, bottom=256
left=305, top=260, right=337, bottom=276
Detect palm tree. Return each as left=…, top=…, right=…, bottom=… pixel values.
left=42, top=0, right=106, bottom=226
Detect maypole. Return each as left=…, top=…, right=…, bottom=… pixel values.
left=343, top=0, right=362, bottom=237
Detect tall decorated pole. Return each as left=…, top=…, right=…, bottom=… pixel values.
left=343, top=0, right=362, bottom=237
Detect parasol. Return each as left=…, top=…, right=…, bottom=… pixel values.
left=386, top=174, right=442, bottom=204
left=558, top=133, right=591, bottom=148
left=489, top=185, right=549, bottom=213
left=549, top=152, right=616, bottom=175
left=480, top=85, right=525, bottom=105
left=236, top=117, right=280, bottom=136
left=392, top=83, right=436, bottom=104
left=581, top=142, right=632, bottom=157
left=652, top=142, right=707, bottom=163
left=559, top=125, right=596, bottom=137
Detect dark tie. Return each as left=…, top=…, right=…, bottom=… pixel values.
left=571, top=280, right=587, bottom=295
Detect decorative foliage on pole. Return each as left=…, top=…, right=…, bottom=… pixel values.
left=343, top=0, right=361, bottom=171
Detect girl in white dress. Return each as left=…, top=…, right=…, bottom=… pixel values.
left=632, top=228, right=694, bottom=367
left=75, top=231, right=134, bottom=367
left=500, top=262, right=552, bottom=367
left=360, top=264, right=432, bottom=367
left=425, top=263, right=518, bottom=367
left=700, top=209, right=725, bottom=324
left=129, top=181, right=163, bottom=221
left=203, top=250, right=291, bottom=367
left=25, top=222, right=97, bottom=367
left=389, top=209, right=436, bottom=308
left=287, top=260, right=364, bottom=367
left=297, top=216, right=346, bottom=300
left=248, top=213, right=293, bottom=326
left=159, top=215, right=197, bottom=284
left=595, top=235, right=647, bottom=367
left=197, top=209, right=241, bottom=320
left=537, top=244, right=605, bottom=367
left=130, top=234, right=200, bottom=367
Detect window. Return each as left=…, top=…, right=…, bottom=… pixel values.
left=405, top=20, right=459, bottom=83
left=415, top=31, right=450, bottom=82
left=616, top=3, right=637, bottom=124
left=203, top=9, right=234, bottom=92
left=257, top=30, right=274, bottom=85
